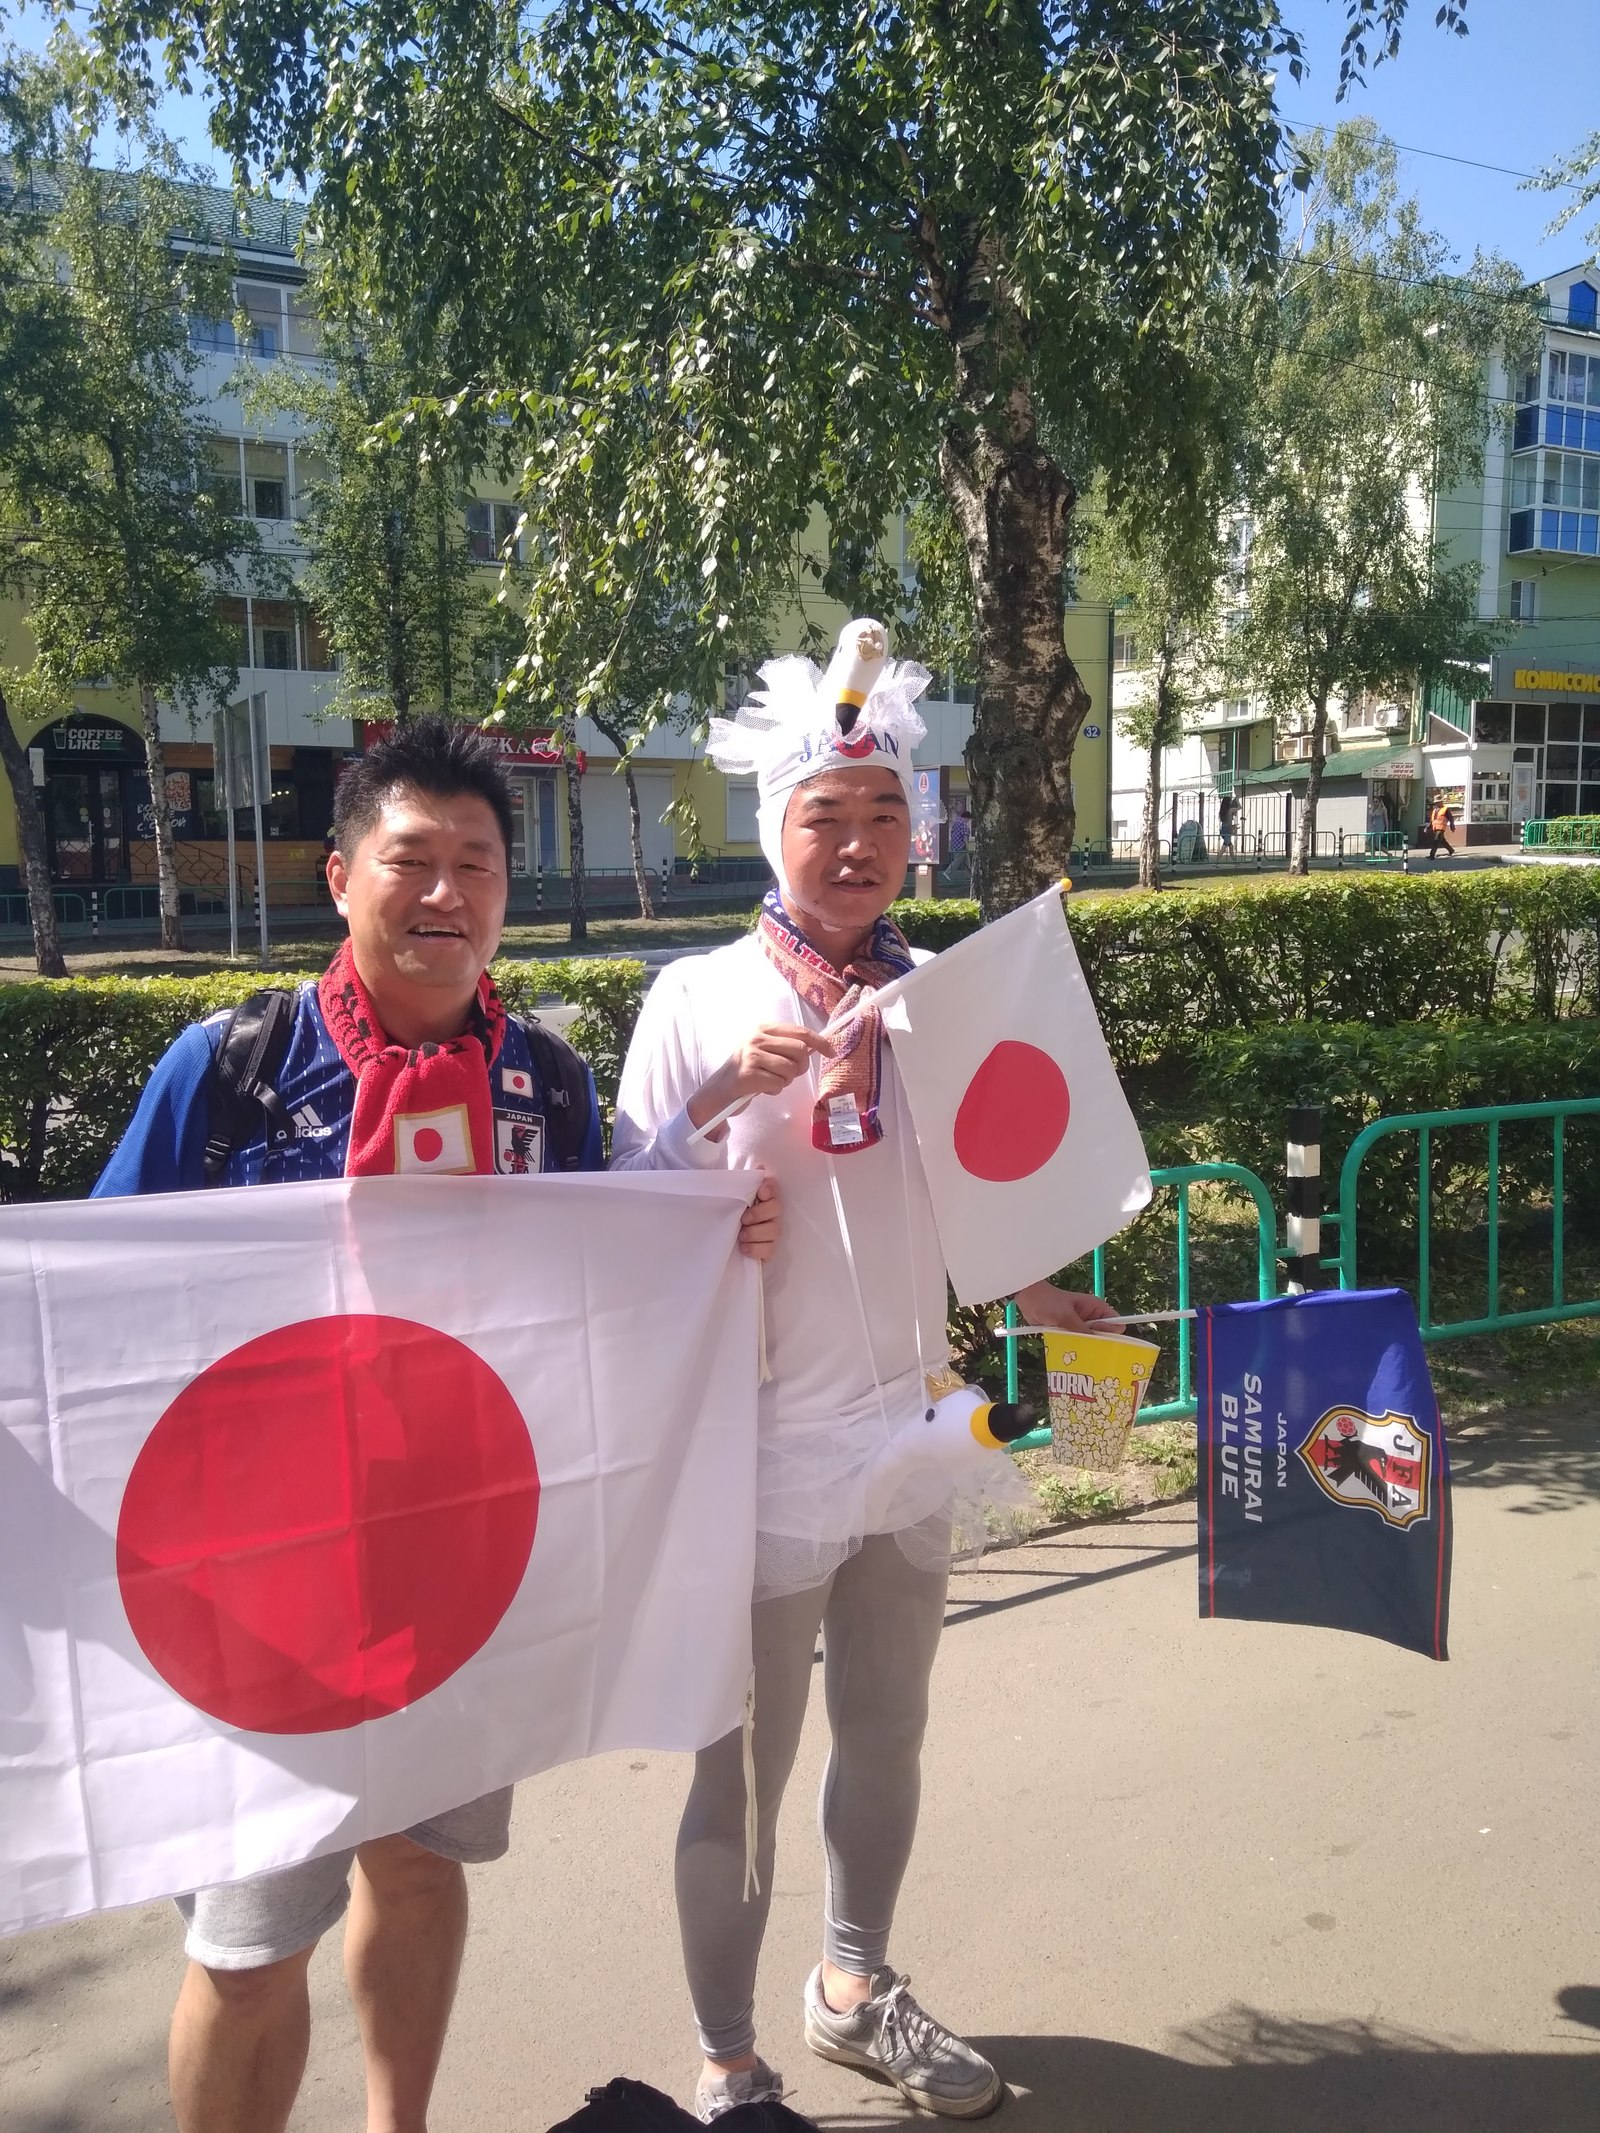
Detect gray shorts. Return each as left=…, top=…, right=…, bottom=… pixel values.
left=175, top=1788, right=515, bottom=1972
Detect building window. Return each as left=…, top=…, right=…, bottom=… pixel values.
left=300, top=607, right=337, bottom=672
left=1511, top=457, right=1538, bottom=509
left=243, top=442, right=291, bottom=522
left=190, top=315, right=237, bottom=355
left=1537, top=508, right=1600, bottom=556
left=1515, top=367, right=1540, bottom=406
left=466, top=500, right=523, bottom=563
left=1509, top=508, right=1535, bottom=553
left=725, top=777, right=758, bottom=844
left=206, top=440, right=244, bottom=511
left=1569, top=281, right=1598, bottom=332
left=1543, top=403, right=1600, bottom=452
left=252, top=602, right=299, bottom=671
left=216, top=596, right=250, bottom=665
left=1548, top=350, right=1600, bottom=405
left=1509, top=579, right=1538, bottom=622
left=1472, top=702, right=1512, bottom=745
left=1543, top=452, right=1600, bottom=512
left=1112, top=632, right=1140, bottom=670
left=236, top=282, right=283, bottom=360
left=1513, top=405, right=1539, bottom=450
left=285, top=289, right=323, bottom=358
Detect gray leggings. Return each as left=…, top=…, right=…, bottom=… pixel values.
left=675, top=1532, right=950, bottom=2060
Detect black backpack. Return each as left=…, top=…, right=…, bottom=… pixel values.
left=203, top=986, right=594, bottom=1184
left=546, top=2078, right=817, bottom=2132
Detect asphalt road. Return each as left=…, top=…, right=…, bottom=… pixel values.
left=4, top=1407, right=1597, bottom=2133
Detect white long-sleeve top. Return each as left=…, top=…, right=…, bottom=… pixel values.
left=610, top=934, right=968, bottom=1592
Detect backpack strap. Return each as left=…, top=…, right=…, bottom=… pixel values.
left=204, top=988, right=299, bottom=1184
left=515, top=1015, right=595, bottom=1172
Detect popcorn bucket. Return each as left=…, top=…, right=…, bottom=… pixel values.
left=1042, top=1330, right=1161, bottom=1471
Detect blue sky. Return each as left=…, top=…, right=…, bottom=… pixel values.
left=5, top=1, right=1596, bottom=281
left=1275, top=0, right=1596, bottom=282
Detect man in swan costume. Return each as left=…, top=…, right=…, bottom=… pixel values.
left=612, top=621, right=1121, bottom=2122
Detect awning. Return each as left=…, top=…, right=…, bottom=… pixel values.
left=1238, top=742, right=1419, bottom=788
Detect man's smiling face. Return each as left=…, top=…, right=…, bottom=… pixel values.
left=780, top=766, right=911, bottom=939
left=327, top=783, right=509, bottom=1011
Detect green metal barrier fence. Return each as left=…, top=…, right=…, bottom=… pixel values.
left=1002, top=1161, right=1280, bottom=1444
left=1521, top=817, right=1600, bottom=852
left=1332, top=1097, right=1600, bottom=1339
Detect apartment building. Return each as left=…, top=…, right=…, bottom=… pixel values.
left=1105, top=266, right=1600, bottom=860
left=2, top=181, right=1119, bottom=910
left=1429, top=266, right=1600, bottom=840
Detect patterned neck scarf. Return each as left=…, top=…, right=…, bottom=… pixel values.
left=755, top=888, right=915, bottom=1153
left=317, top=940, right=507, bottom=1176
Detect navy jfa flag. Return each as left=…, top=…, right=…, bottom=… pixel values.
left=1197, top=1290, right=1451, bottom=1660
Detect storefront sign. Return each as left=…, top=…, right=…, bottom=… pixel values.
left=1512, top=668, right=1600, bottom=698
left=909, top=768, right=942, bottom=864
left=360, top=720, right=582, bottom=770
left=41, top=718, right=141, bottom=761
left=1361, top=749, right=1421, bottom=781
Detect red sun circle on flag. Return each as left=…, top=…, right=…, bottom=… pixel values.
left=411, top=1127, right=445, bottom=1164
left=953, top=1041, right=1071, bottom=1182
left=115, top=1316, right=538, bottom=1736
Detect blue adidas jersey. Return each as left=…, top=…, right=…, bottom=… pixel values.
left=93, top=983, right=603, bottom=1197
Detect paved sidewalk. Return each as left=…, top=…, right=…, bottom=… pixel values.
left=4, top=1409, right=1597, bottom=2131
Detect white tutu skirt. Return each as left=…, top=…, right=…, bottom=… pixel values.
left=752, top=1366, right=1035, bottom=1601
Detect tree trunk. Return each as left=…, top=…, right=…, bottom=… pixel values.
left=385, top=506, right=412, bottom=724
left=940, top=391, right=1086, bottom=920
left=622, top=756, right=655, bottom=920
left=1292, top=695, right=1332, bottom=876
left=0, top=687, right=67, bottom=977
left=564, top=740, right=587, bottom=944
left=139, top=684, right=185, bottom=950
left=1140, top=723, right=1164, bottom=891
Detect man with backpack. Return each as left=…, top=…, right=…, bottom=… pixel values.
left=92, top=715, right=779, bottom=2133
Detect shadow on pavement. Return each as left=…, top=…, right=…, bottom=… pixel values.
left=1448, top=1408, right=1600, bottom=1514
left=799, top=2002, right=1600, bottom=2132
left=942, top=1539, right=1196, bottom=1631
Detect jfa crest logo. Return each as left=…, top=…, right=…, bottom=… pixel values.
left=1296, top=1406, right=1430, bottom=1528
left=495, top=1113, right=545, bottom=1176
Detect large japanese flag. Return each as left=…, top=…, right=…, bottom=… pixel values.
left=0, top=1172, right=758, bottom=1939
left=879, top=887, right=1151, bottom=1304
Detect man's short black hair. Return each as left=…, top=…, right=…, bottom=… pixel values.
left=333, top=715, right=516, bottom=858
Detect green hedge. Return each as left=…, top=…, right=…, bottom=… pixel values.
left=888, top=897, right=984, bottom=951
left=0, top=958, right=647, bottom=1202
left=899, top=873, right=1600, bottom=1056
left=1190, top=1017, right=1600, bottom=1275
left=11, top=872, right=1600, bottom=1207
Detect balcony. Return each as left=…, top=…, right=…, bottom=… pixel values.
left=1510, top=508, right=1600, bottom=558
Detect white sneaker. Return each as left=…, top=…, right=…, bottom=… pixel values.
left=803, top=1965, right=1003, bottom=2118
left=694, top=2056, right=786, bottom=2123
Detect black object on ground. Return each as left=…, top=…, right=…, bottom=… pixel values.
left=547, top=2076, right=820, bottom=2132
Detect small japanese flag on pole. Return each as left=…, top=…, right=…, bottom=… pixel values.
left=0, top=1173, right=758, bottom=1939
left=878, top=886, right=1151, bottom=1305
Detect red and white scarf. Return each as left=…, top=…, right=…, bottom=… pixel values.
left=755, top=890, right=915, bottom=1154
left=317, top=940, right=507, bottom=1176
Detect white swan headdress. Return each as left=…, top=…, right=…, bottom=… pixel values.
left=706, top=618, right=932, bottom=894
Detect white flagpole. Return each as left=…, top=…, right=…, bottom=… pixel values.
left=999, top=1310, right=1197, bottom=1336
